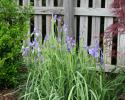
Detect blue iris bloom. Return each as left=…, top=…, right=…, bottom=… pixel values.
left=88, top=43, right=99, bottom=58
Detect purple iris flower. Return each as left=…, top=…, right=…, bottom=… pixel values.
left=67, top=45, right=71, bottom=52
left=30, top=42, right=33, bottom=47
left=66, top=35, right=71, bottom=44
left=65, top=35, right=75, bottom=52
left=66, top=35, right=72, bottom=52
left=88, top=48, right=99, bottom=58
left=88, top=43, right=99, bottom=58
left=57, top=16, right=62, bottom=23
left=84, top=43, right=103, bottom=64
left=30, top=38, right=39, bottom=50
left=33, top=38, right=39, bottom=49
left=63, top=24, right=68, bottom=34
left=71, top=40, right=75, bottom=47
left=53, top=15, right=57, bottom=22
left=22, top=46, right=29, bottom=56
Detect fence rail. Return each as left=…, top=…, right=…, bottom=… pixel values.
left=19, top=0, right=125, bottom=70
left=33, top=7, right=113, bottom=16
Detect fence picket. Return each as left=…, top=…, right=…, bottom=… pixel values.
left=104, top=0, right=113, bottom=64
left=46, top=0, right=54, bottom=35
left=117, top=32, right=125, bottom=66
left=23, top=0, right=30, bottom=45
left=64, top=0, right=74, bottom=35
left=34, top=0, right=42, bottom=40
left=74, top=0, right=77, bottom=36
left=79, top=0, right=88, bottom=47
left=58, top=0, right=63, bottom=6
left=23, top=0, right=30, bottom=6
left=57, top=0, right=63, bottom=38
left=91, top=0, right=101, bottom=46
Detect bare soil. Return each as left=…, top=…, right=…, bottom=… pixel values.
left=0, top=89, right=18, bottom=100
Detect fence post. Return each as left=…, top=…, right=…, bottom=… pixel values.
left=58, top=0, right=63, bottom=6
left=64, top=0, right=74, bottom=36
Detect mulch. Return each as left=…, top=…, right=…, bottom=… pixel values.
left=0, top=89, right=18, bottom=100
left=120, top=94, right=125, bottom=100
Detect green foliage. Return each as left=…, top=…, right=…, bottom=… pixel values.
left=0, top=0, right=31, bottom=88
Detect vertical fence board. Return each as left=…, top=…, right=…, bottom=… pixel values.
left=57, top=0, right=63, bottom=38
left=23, top=0, right=30, bottom=45
left=46, top=0, right=54, bottom=35
left=64, top=0, right=74, bottom=36
left=34, top=0, right=42, bottom=39
left=104, top=0, right=113, bottom=64
left=74, top=0, right=77, bottom=36
left=58, top=0, right=63, bottom=6
left=117, top=33, right=125, bottom=66
left=79, top=0, right=88, bottom=47
left=23, top=0, right=30, bottom=6
left=91, top=0, right=101, bottom=46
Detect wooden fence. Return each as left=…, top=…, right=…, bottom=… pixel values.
left=19, top=0, right=125, bottom=71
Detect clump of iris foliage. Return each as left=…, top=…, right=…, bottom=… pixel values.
left=0, top=0, right=31, bottom=88
left=19, top=15, right=125, bottom=100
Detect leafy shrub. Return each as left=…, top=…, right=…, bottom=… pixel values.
left=0, top=0, right=31, bottom=88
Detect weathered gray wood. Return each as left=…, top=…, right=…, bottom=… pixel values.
left=46, top=0, right=54, bottom=35
left=64, top=0, right=74, bottom=35
left=91, top=0, right=101, bottom=46
left=75, top=8, right=113, bottom=16
left=58, top=0, right=63, bottom=6
left=104, top=0, right=113, bottom=64
left=79, top=0, right=88, bottom=48
left=33, top=7, right=63, bottom=14
left=34, top=0, right=42, bottom=6
left=57, top=0, right=63, bottom=38
left=34, top=0, right=42, bottom=40
left=117, top=33, right=125, bottom=66
left=33, top=7, right=114, bottom=17
left=23, top=0, right=30, bottom=45
left=74, top=0, right=77, bottom=36
left=23, top=0, right=30, bottom=6
left=96, top=64, right=123, bottom=73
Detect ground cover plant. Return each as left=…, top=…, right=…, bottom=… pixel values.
left=19, top=16, right=125, bottom=100
left=0, top=0, right=31, bottom=88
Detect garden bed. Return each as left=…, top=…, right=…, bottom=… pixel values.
left=0, top=89, right=18, bottom=100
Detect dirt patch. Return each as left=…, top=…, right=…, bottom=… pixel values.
left=0, top=89, right=18, bottom=100
left=120, top=95, right=125, bottom=100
